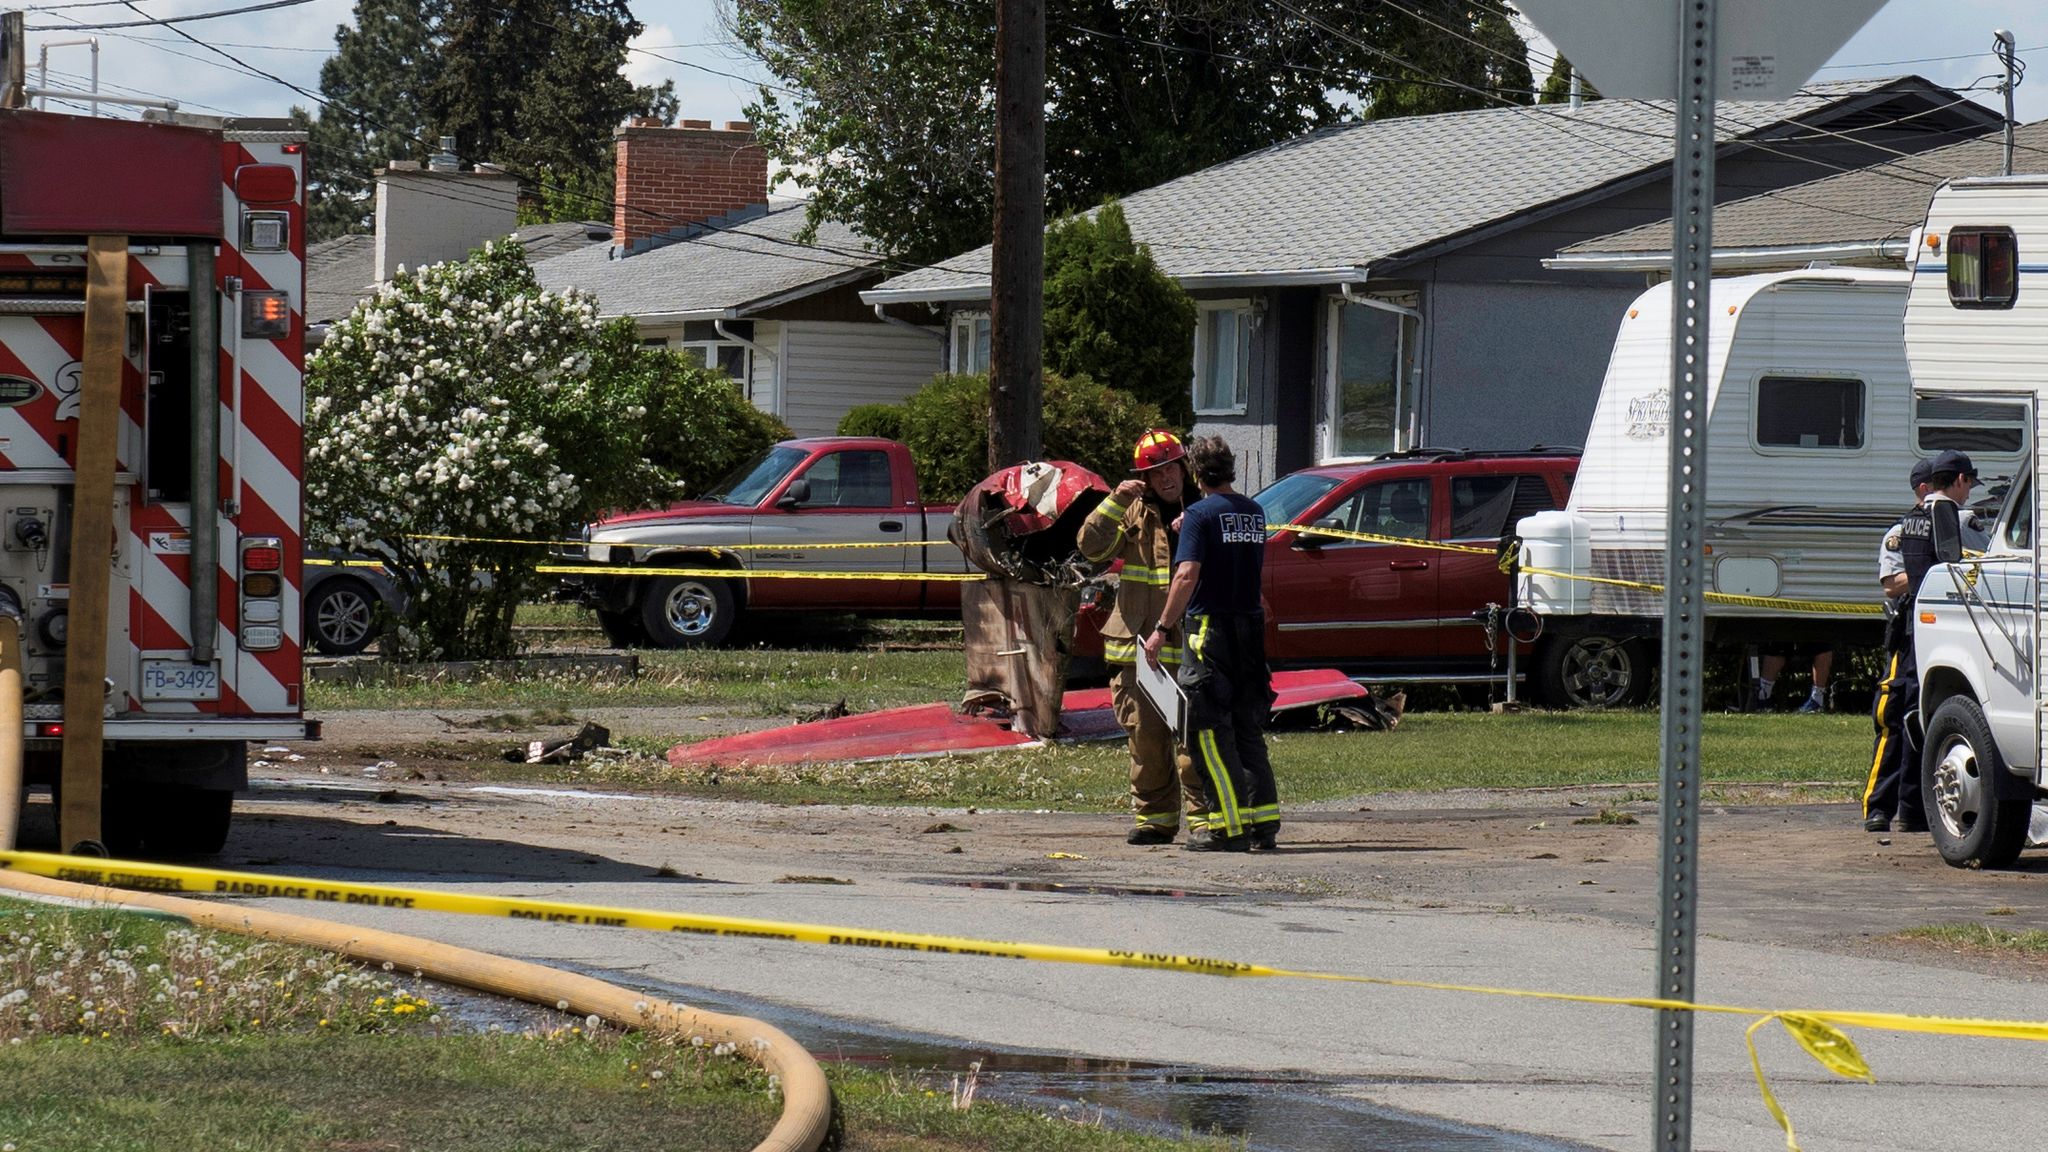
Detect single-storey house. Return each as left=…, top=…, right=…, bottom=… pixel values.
left=862, top=78, right=1998, bottom=489
left=305, top=153, right=608, bottom=346
left=533, top=121, right=942, bottom=436
left=1549, top=119, right=2048, bottom=276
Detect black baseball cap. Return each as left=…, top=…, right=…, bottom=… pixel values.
left=1930, top=449, right=1980, bottom=484
left=1909, top=457, right=1936, bottom=488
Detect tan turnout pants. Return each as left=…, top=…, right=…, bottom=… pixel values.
left=1111, top=663, right=1206, bottom=831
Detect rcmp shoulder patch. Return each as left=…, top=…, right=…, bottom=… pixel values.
left=1885, top=531, right=1902, bottom=551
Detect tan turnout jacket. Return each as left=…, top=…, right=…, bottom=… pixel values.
left=1079, top=490, right=1183, bottom=666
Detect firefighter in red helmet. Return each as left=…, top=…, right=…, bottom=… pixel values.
left=1078, top=429, right=1206, bottom=843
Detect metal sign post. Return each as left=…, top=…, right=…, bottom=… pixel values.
left=1654, top=3, right=1716, bottom=1147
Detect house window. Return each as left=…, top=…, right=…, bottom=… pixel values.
left=1914, top=393, right=2028, bottom=455
left=1328, top=296, right=1420, bottom=459
left=674, top=320, right=753, bottom=394
left=1193, top=302, right=1252, bottom=415
left=950, top=313, right=991, bottom=374
left=1754, top=375, right=1864, bottom=450
left=1947, top=227, right=2018, bottom=309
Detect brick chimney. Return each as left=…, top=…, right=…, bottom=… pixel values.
left=613, top=119, right=769, bottom=252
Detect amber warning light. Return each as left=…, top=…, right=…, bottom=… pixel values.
left=241, top=291, right=290, bottom=339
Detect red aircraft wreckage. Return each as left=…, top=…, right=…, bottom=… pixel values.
left=668, top=460, right=1377, bottom=770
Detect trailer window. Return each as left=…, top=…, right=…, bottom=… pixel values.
left=1946, top=227, right=2018, bottom=309
left=1914, top=394, right=2028, bottom=455
left=1755, top=376, right=1864, bottom=450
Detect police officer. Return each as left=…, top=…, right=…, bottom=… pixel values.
left=1142, top=436, right=1278, bottom=852
left=1866, top=450, right=1988, bottom=833
left=1079, top=430, right=1202, bottom=845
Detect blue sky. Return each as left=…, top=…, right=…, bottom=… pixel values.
left=22, top=0, right=2047, bottom=149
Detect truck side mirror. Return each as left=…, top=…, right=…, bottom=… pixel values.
left=1930, top=499, right=1963, bottom=563
left=777, top=478, right=810, bottom=509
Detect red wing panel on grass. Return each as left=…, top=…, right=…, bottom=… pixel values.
left=666, top=670, right=1366, bottom=769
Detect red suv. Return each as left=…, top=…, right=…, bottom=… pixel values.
left=1254, top=448, right=1579, bottom=694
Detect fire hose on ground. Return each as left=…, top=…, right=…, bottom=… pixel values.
left=0, top=609, right=832, bottom=1152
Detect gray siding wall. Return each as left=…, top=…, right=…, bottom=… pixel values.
left=778, top=320, right=943, bottom=436
left=1189, top=289, right=1282, bottom=492
left=1419, top=280, right=1640, bottom=449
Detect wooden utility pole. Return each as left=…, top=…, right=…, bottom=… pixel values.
left=1, top=12, right=25, bottom=110
left=988, top=0, right=1045, bottom=470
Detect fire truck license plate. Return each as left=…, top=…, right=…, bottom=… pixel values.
left=141, top=660, right=220, bottom=701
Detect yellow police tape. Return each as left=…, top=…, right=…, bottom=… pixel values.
left=2, top=848, right=2042, bottom=1151
left=402, top=531, right=955, bottom=552
left=533, top=563, right=986, bottom=583
left=1272, top=523, right=1885, bottom=618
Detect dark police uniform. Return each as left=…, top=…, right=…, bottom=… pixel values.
left=1174, top=491, right=1278, bottom=848
left=1865, top=502, right=1936, bottom=831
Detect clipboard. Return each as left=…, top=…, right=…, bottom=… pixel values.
left=1136, top=651, right=1187, bottom=736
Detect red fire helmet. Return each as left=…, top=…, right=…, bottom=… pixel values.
left=1131, top=429, right=1185, bottom=473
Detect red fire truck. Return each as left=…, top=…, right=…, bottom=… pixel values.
left=0, top=109, right=312, bottom=856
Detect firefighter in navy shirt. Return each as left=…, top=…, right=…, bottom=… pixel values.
left=1142, top=435, right=1279, bottom=852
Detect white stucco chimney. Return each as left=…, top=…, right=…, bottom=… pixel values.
left=373, top=157, right=520, bottom=283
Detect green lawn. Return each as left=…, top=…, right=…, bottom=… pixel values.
left=502, top=710, right=1877, bottom=810
left=0, top=900, right=1227, bottom=1152
left=308, top=647, right=968, bottom=717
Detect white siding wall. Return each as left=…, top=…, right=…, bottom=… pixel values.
left=778, top=320, right=943, bottom=436
left=750, top=320, right=783, bottom=419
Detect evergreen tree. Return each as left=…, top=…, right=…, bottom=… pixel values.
left=295, top=0, right=441, bottom=240
left=1538, top=54, right=1601, bottom=104
left=1042, top=201, right=1197, bottom=426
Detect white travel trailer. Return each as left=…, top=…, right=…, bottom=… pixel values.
left=1905, top=176, right=2048, bottom=868
left=1517, top=268, right=2026, bottom=709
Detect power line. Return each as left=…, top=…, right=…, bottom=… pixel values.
left=28, top=0, right=320, bottom=31
left=1819, top=44, right=2047, bottom=71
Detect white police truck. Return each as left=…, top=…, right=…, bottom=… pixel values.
left=1905, top=176, right=2048, bottom=868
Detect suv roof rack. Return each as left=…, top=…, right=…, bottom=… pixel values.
left=1371, top=445, right=1582, bottom=463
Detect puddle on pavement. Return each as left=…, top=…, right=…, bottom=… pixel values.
left=559, top=969, right=1596, bottom=1152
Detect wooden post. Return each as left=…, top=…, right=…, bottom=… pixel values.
left=59, top=235, right=128, bottom=853
left=988, top=0, right=1045, bottom=471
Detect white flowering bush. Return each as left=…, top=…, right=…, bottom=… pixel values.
left=308, top=242, right=677, bottom=659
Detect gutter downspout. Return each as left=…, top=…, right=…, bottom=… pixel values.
left=871, top=302, right=943, bottom=340
left=188, top=244, right=219, bottom=665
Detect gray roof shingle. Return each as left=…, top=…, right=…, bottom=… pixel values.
left=306, top=221, right=607, bottom=326
left=868, top=78, right=1939, bottom=301
left=1562, top=118, right=2048, bottom=256
left=532, top=205, right=881, bottom=319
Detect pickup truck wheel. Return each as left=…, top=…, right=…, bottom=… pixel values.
left=595, top=608, right=646, bottom=649
left=640, top=575, right=736, bottom=648
left=1536, top=636, right=1649, bottom=709
left=1921, top=695, right=2031, bottom=869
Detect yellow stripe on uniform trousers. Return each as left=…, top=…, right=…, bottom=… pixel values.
left=1197, top=727, right=1244, bottom=836
left=1863, top=651, right=1901, bottom=817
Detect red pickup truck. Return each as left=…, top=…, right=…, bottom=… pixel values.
left=565, top=438, right=972, bottom=647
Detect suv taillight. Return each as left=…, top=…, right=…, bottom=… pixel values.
left=239, top=536, right=284, bottom=650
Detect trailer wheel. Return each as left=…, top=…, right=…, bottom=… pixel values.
left=595, top=608, right=646, bottom=649
left=1536, top=636, right=1650, bottom=709
left=1921, top=695, right=2031, bottom=869
left=639, top=576, right=737, bottom=648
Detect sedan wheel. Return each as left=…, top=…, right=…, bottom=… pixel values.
left=307, top=580, right=377, bottom=656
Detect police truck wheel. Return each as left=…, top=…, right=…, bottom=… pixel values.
left=1921, top=695, right=2031, bottom=869
left=639, top=576, right=736, bottom=648
left=306, top=578, right=378, bottom=656
left=1536, top=635, right=1649, bottom=709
